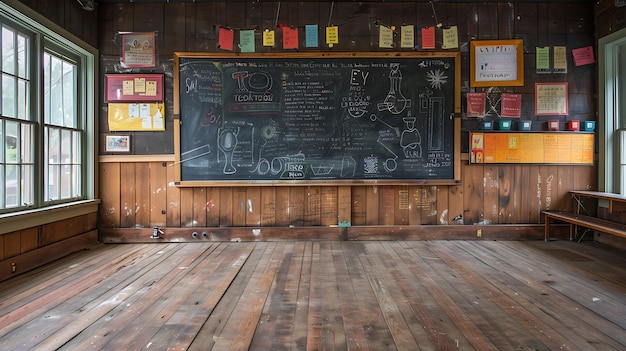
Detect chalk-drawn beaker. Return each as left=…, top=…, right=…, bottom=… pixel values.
left=218, top=127, right=238, bottom=174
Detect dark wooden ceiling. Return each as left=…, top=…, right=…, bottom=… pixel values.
left=94, top=0, right=597, bottom=3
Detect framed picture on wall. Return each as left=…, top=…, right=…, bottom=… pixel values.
left=120, top=32, right=156, bottom=68
left=535, top=82, right=569, bottom=116
left=103, top=134, right=131, bottom=153
left=470, top=39, right=524, bottom=87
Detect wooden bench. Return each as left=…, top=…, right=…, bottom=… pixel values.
left=543, top=211, right=626, bottom=242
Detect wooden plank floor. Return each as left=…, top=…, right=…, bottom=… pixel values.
left=0, top=240, right=624, bottom=350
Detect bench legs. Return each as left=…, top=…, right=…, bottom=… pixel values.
left=544, top=214, right=575, bottom=242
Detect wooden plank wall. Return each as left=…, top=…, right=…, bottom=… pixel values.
left=0, top=214, right=99, bottom=282
left=96, top=1, right=599, bottom=234
left=99, top=159, right=596, bottom=229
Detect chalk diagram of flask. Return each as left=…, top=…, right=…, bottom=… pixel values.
left=400, top=114, right=422, bottom=158
left=377, top=63, right=412, bottom=114
left=218, top=127, right=239, bottom=174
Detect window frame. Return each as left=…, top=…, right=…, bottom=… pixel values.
left=599, top=27, right=626, bottom=194
left=0, top=0, right=98, bottom=230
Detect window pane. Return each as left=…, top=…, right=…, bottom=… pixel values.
left=21, top=123, right=33, bottom=163
left=2, top=26, right=15, bottom=75
left=17, top=33, right=27, bottom=79
left=72, top=164, right=81, bottom=197
left=17, top=78, right=28, bottom=119
left=2, top=74, right=15, bottom=117
left=73, top=130, right=81, bottom=163
left=43, top=54, right=51, bottom=123
left=62, top=61, right=76, bottom=127
left=6, top=161, right=18, bottom=207
left=21, top=164, right=33, bottom=205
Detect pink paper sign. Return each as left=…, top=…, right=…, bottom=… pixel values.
left=572, top=46, right=595, bottom=66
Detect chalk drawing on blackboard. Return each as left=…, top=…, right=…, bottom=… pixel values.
left=343, top=68, right=371, bottom=118
left=217, top=127, right=239, bottom=174
left=427, top=97, right=445, bottom=152
left=341, top=156, right=357, bottom=178
left=425, top=69, right=448, bottom=90
left=364, top=155, right=379, bottom=174
left=180, top=144, right=212, bottom=167
left=274, top=152, right=306, bottom=179
left=377, top=63, right=412, bottom=114
left=369, top=114, right=400, bottom=137
left=251, top=123, right=279, bottom=175
left=400, top=114, right=422, bottom=158
left=310, top=163, right=334, bottom=176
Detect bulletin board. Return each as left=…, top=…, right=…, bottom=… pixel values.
left=108, top=103, right=165, bottom=131
left=469, top=132, right=594, bottom=165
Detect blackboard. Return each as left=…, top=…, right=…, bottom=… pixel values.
left=174, top=52, right=460, bottom=184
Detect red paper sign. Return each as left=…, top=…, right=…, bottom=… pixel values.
left=466, top=93, right=486, bottom=117
left=421, top=27, right=435, bottom=49
left=283, top=27, right=299, bottom=50
left=501, top=93, right=522, bottom=118
left=218, top=27, right=234, bottom=51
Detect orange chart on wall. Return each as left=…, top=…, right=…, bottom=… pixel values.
left=469, top=132, right=594, bottom=164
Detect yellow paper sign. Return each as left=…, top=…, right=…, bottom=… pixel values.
left=442, top=26, right=458, bottom=49
left=263, top=30, right=275, bottom=47
left=379, top=25, right=393, bottom=48
left=145, top=81, right=157, bottom=97
left=326, top=26, right=339, bottom=45
left=553, top=46, right=567, bottom=73
left=134, top=78, right=146, bottom=93
left=400, top=25, right=414, bottom=48
left=122, top=80, right=134, bottom=95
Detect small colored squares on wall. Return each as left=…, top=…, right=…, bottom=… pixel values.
left=519, top=120, right=532, bottom=131
left=480, top=120, right=493, bottom=130
left=547, top=120, right=560, bottom=131
left=499, top=120, right=511, bottom=130
left=583, top=120, right=596, bottom=131
left=567, top=120, right=580, bottom=131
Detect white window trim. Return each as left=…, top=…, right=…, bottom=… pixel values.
left=599, top=27, right=626, bottom=194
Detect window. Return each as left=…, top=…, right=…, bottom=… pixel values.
left=599, top=27, right=626, bottom=195
left=0, top=2, right=95, bottom=214
left=43, top=51, right=82, bottom=202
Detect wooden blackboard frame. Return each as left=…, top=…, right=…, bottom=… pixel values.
left=173, top=52, right=461, bottom=186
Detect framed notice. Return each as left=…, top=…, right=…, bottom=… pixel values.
left=470, top=39, right=524, bottom=87
left=535, top=82, right=568, bottom=116
left=121, top=32, right=156, bottom=68
left=103, top=134, right=131, bottom=153
left=105, top=74, right=164, bottom=102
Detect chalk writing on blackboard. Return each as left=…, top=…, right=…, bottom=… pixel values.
left=174, top=53, right=460, bottom=183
